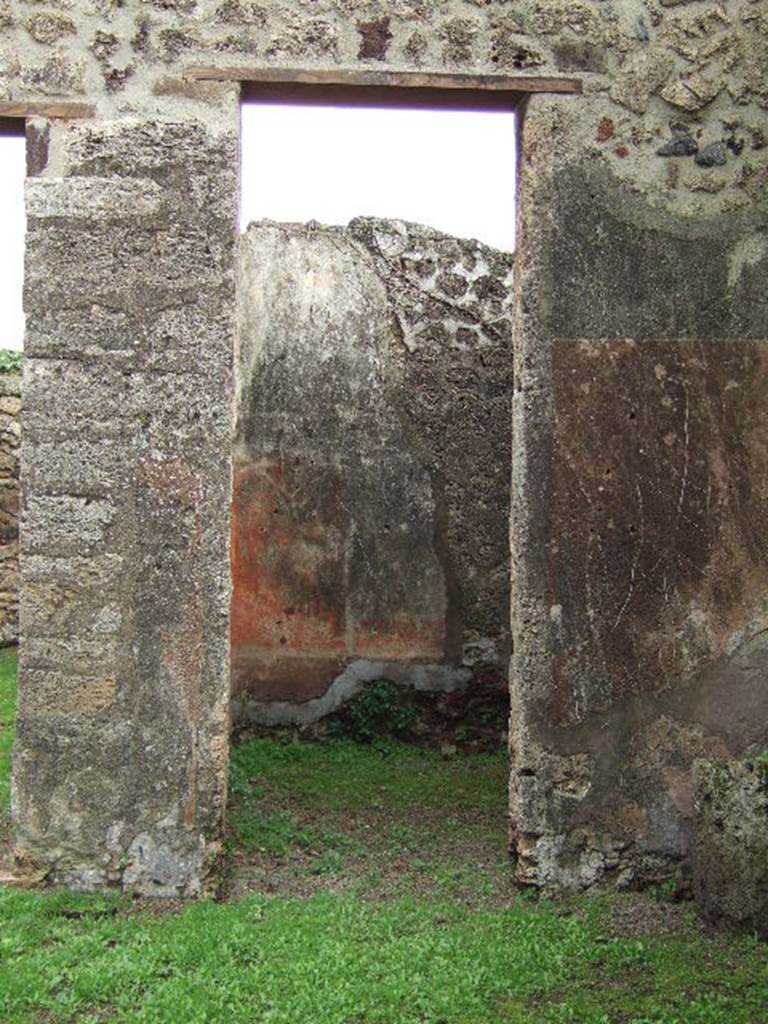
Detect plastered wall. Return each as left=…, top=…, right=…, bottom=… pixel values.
left=512, top=98, right=768, bottom=889
left=231, top=219, right=513, bottom=726
left=5, top=2, right=767, bottom=893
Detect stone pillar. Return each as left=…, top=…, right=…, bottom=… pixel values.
left=0, top=366, right=21, bottom=646
left=511, top=94, right=768, bottom=891
left=12, top=102, right=238, bottom=896
left=693, top=758, right=768, bottom=937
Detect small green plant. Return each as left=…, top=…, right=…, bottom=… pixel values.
left=329, top=680, right=418, bottom=743
left=647, top=879, right=678, bottom=903
left=387, top=824, right=420, bottom=851
left=310, top=849, right=346, bottom=876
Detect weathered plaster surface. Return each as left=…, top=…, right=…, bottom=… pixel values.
left=232, top=219, right=512, bottom=723
left=512, top=96, right=768, bottom=889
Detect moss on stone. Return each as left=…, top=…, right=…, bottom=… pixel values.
left=0, top=351, right=22, bottom=374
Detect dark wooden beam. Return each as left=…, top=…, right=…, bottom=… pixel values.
left=185, top=66, right=582, bottom=95
left=0, top=101, right=96, bottom=120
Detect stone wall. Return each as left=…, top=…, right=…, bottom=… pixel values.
left=232, top=218, right=513, bottom=725
left=4, top=2, right=767, bottom=894
left=1, top=2, right=766, bottom=219
left=511, top=100, right=768, bottom=890
left=0, top=367, right=20, bottom=647
left=12, top=111, right=239, bottom=896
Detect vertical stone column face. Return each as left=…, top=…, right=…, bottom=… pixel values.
left=692, top=758, right=768, bottom=937
left=511, top=96, right=768, bottom=892
left=12, top=105, right=238, bottom=896
left=0, top=368, right=21, bottom=646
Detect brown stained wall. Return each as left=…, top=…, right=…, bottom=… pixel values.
left=0, top=369, right=20, bottom=647
left=4, top=1, right=767, bottom=894
left=512, top=100, right=768, bottom=889
left=231, top=219, right=513, bottom=724
left=546, top=340, right=768, bottom=866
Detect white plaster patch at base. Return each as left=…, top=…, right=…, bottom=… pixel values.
left=122, top=832, right=206, bottom=898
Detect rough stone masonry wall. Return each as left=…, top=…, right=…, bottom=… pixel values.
left=4, top=1, right=767, bottom=893
left=232, top=218, right=513, bottom=725
left=0, top=2, right=766, bottom=217
left=0, top=367, right=20, bottom=647
left=12, top=111, right=239, bottom=895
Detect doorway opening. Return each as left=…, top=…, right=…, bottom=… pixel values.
left=0, top=118, right=24, bottom=838
left=227, top=85, right=520, bottom=900
left=0, top=120, right=26, bottom=355
left=239, top=85, right=517, bottom=251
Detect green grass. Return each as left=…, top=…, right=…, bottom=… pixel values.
left=0, top=888, right=766, bottom=1024
left=227, top=738, right=508, bottom=887
left=229, top=736, right=508, bottom=814
left=0, top=647, right=17, bottom=826
left=2, top=654, right=768, bottom=1023
left=228, top=807, right=360, bottom=862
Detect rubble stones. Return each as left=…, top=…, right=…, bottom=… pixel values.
left=695, top=141, right=728, bottom=167
left=657, top=134, right=698, bottom=157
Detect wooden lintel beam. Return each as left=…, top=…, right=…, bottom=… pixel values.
left=0, top=101, right=96, bottom=120
left=185, top=66, right=582, bottom=95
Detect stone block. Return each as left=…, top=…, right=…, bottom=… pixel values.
left=21, top=669, right=118, bottom=717
left=20, top=554, right=124, bottom=638
left=24, top=495, right=116, bottom=556
left=0, top=371, right=21, bottom=399
left=24, top=220, right=229, bottom=309
left=23, top=439, right=127, bottom=496
left=22, top=635, right=117, bottom=676
left=22, top=360, right=131, bottom=442
left=26, top=177, right=164, bottom=220
left=693, top=758, right=768, bottom=936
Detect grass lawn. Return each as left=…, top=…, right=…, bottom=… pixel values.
left=1, top=655, right=767, bottom=1023
left=0, top=647, right=16, bottom=843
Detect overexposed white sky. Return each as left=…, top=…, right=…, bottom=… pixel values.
left=0, top=135, right=25, bottom=352
left=241, top=103, right=516, bottom=250
left=0, top=105, right=516, bottom=353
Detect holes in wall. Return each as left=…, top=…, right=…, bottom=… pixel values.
left=240, top=86, right=517, bottom=251
left=0, top=122, right=26, bottom=353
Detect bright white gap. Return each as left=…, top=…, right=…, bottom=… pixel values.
left=241, top=103, right=516, bottom=252
left=0, top=134, right=25, bottom=352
